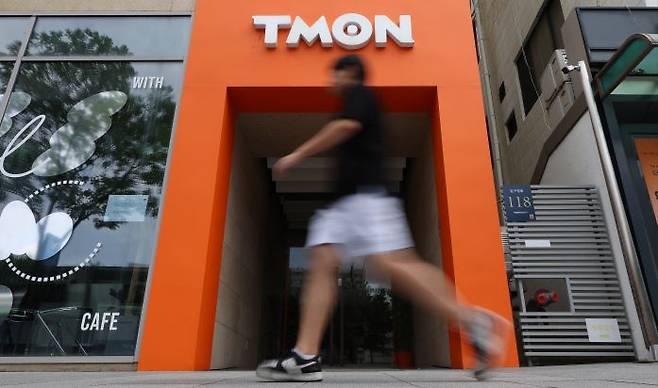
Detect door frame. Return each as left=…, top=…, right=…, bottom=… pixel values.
left=601, top=96, right=658, bottom=325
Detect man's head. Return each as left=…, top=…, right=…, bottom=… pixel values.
left=332, top=55, right=366, bottom=93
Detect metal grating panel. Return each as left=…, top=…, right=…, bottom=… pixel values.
left=506, top=186, right=634, bottom=358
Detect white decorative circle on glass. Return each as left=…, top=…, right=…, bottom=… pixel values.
left=0, top=285, right=12, bottom=322
left=0, top=180, right=102, bottom=282
left=0, top=201, right=38, bottom=260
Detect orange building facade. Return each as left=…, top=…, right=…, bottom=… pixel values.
left=136, top=0, right=518, bottom=371
left=0, top=0, right=517, bottom=371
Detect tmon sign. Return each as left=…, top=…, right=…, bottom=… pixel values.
left=253, top=14, right=414, bottom=50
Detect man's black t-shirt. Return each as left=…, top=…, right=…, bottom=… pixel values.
left=335, top=84, right=385, bottom=196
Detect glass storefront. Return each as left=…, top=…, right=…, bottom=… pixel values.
left=0, top=15, right=190, bottom=358
left=595, top=33, right=658, bottom=329
left=600, top=87, right=658, bottom=326
left=634, top=137, right=658, bottom=226
left=0, top=17, right=30, bottom=56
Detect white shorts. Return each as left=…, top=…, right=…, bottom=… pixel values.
left=306, top=191, right=414, bottom=262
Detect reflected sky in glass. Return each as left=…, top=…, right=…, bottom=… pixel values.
left=0, top=18, right=29, bottom=56
left=28, top=17, right=191, bottom=58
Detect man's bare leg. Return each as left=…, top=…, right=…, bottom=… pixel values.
left=365, top=248, right=468, bottom=324
left=294, top=244, right=341, bottom=355
left=366, top=248, right=508, bottom=379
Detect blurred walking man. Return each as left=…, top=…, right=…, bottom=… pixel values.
left=256, top=55, right=508, bottom=382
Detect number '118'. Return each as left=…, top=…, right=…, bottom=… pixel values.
left=508, top=196, right=532, bottom=208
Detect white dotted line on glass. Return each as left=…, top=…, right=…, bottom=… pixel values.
left=4, top=242, right=102, bottom=283
left=7, top=179, right=102, bottom=282
left=24, top=180, right=85, bottom=204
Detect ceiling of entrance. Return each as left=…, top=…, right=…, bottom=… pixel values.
left=238, top=112, right=430, bottom=157
left=238, top=112, right=430, bottom=229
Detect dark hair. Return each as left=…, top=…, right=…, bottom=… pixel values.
left=333, top=55, right=366, bottom=82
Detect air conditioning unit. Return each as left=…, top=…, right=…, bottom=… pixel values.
left=540, top=49, right=569, bottom=102
left=539, top=49, right=575, bottom=127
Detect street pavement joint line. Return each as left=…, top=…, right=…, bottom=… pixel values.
left=605, top=379, right=658, bottom=386
left=490, top=378, right=548, bottom=387
left=198, top=377, right=229, bottom=385
left=560, top=377, right=658, bottom=387
left=381, top=372, right=430, bottom=387
left=204, top=375, right=261, bottom=386
left=384, top=372, right=548, bottom=388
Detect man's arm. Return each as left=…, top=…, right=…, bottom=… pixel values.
left=296, top=119, right=361, bottom=158
left=273, top=118, right=361, bottom=176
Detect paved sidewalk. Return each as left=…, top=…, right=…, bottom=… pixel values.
left=0, top=362, right=655, bottom=387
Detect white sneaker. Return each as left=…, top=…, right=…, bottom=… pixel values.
left=465, top=307, right=510, bottom=380
left=256, top=350, right=323, bottom=382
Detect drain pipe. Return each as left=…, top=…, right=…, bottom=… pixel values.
left=472, top=3, right=505, bottom=218
left=565, top=61, right=657, bottom=362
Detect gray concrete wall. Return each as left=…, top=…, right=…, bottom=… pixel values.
left=475, top=0, right=646, bottom=185
left=539, top=114, right=624, bottom=271
left=540, top=114, right=605, bottom=186
left=211, top=131, right=271, bottom=369
left=404, top=133, right=450, bottom=368
left=0, top=0, right=194, bottom=11
left=540, top=114, right=651, bottom=361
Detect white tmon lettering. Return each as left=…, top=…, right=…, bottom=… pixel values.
left=286, top=16, right=332, bottom=48
left=132, top=76, right=164, bottom=89
left=253, top=14, right=414, bottom=49
left=253, top=15, right=292, bottom=48
left=331, top=13, right=373, bottom=50
left=80, top=312, right=120, bottom=331
left=374, top=15, right=414, bottom=48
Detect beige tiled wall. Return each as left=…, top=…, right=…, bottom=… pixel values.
left=476, top=0, right=646, bottom=184
left=404, top=132, right=450, bottom=368
left=211, top=130, right=271, bottom=369
left=0, top=0, right=195, bottom=11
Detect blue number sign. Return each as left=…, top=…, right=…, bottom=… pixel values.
left=502, top=185, right=536, bottom=222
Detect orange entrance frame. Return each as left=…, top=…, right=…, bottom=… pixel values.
left=137, top=0, right=518, bottom=371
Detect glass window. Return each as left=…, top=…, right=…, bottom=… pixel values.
left=498, top=81, right=506, bottom=102
left=0, top=60, right=184, bottom=357
left=0, top=63, right=12, bottom=91
left=634, top=138, right=658, bottom=227
left=520, top=278, right=572, bottom=313
left=0, top=17, right=30, bottom=56
left=516, top=54, right=538, bottom=115
left=506, top=111, right=518, bottom=141
left=27, top=17, right=191, bottom=58
left=0, top=63, right=15, bottom=138
left=516, top=0, right=564, bottom=115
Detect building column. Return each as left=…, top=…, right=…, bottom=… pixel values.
left=432, top=86, right=519, bottom=368
left=137, top=89, right=234, bottom=370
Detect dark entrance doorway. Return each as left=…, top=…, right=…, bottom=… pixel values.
left=210, top=103, right=450, bottom=370
left=282, top=248, right=415, bottom=367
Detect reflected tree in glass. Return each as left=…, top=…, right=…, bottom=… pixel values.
left=0, top=28, right=179, bottom=356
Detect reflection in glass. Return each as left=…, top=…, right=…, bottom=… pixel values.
left=0, top=59, right=184, bottom=356
left=634, top=138, right=658, bottom=226
left=31, top=90, right=129, bottom=177
left=0, top=63, right=18, bottom=139
left=0, top=92, right=31, bottom=138
left=0, top=63, right=12, bottom=88
left=27, top=17, right=191, bottom=58
left=0, top=286, right=11, bottom=321
left=0, top=18, right=30, bottom=56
